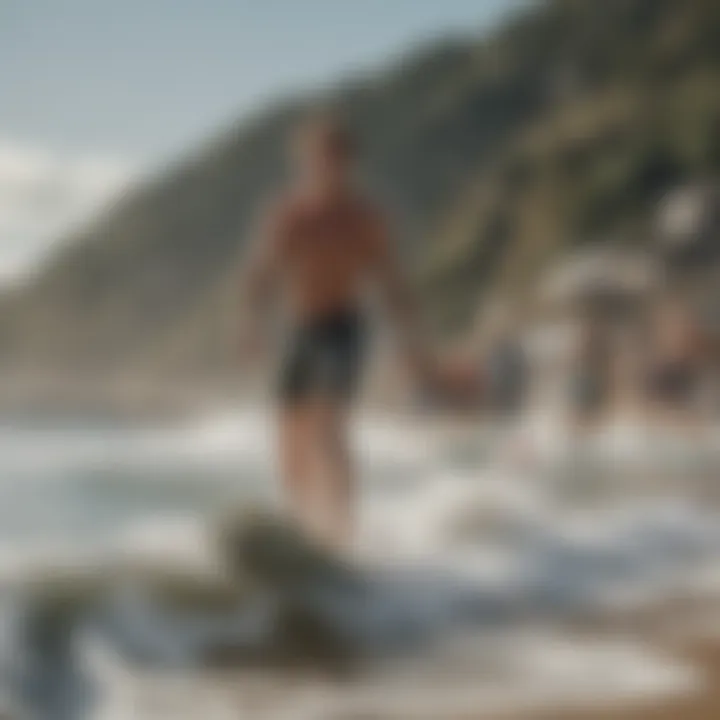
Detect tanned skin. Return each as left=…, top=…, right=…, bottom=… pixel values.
left=242, top=115, right=430, bottom=549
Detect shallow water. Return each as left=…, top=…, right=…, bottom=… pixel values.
left=1, top=409, right=720, bottom=718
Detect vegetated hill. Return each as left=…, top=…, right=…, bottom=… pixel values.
left=423, top=0, right=720, bottom=331
left=0, top=0, right=718, bottom=395
left=424, top=69, right=720, bottom=332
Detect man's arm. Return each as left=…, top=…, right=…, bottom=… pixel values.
left=372, top=215, right=435, bottom=380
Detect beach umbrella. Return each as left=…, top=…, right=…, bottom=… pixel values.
left=539, top=247, right=660, bottom=310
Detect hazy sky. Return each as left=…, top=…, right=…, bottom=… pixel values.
left=0, top=0, right=526, bottom=280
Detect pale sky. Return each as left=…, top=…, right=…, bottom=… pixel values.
left=0, top=0, right=528, bottom=281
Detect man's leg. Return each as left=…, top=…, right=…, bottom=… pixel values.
left=312, top=399, right=355, bottom=549
left=279, top=403, right=317, bottom=532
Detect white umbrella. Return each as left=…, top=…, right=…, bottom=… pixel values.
left=540, top=247, right=660, bottom=307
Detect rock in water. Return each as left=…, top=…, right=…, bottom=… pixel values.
left=272, top=602, right=359, bottom=675
left=211, top=507, right=369, bottom=672
left=9, top=569, right=106, bottom=720
left=202, top=602, right=358, bottom=675
left=128, top=567, right=249, bottom=615
left=216, top=508, right=364, bottom=599
left=21, top=568, right=110, bottom=652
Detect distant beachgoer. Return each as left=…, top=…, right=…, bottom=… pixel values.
left=569, top=315, right=612, bottom=424
left=240, top=112, right=434, bottom=548
left=485, top=332, right=528, bottom=418
left=472, top=303, right=527, bottom=419
left=645, top=299, right=705, bottom=419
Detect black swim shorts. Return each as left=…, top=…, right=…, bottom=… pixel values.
left=278, top=309, right=364, bottom=403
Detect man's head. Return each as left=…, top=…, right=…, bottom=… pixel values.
left=291, top=111, right=356, bottom=192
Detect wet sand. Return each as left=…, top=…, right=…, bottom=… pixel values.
left=536, top=640, right=720, bottom=720
left=526, top=601, right=720, bottom=720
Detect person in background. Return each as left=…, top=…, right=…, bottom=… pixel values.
left=482, top=307, right=528, bottom=420
left=606, top=321, right=650, bottom=419
left=645, top=297, right=706, bottom=424
left=569, top=312, right=612, bottom=427
left=240, top=111, right=434, bottom=549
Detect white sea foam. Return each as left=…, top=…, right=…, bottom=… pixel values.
left=85, top=628, right=698, bottom=720
left=1, top=411, right=720, bottom=717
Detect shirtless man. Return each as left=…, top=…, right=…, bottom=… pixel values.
left=242, top=112, right=431, bottom=548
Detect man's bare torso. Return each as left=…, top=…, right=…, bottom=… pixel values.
left=269, top=191, right=385, bottom=321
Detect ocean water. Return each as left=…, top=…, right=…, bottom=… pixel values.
left=1, top=408, right=720, bottom=718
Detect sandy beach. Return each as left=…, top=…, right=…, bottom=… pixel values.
left=538, top=642, right=720, bottom=720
